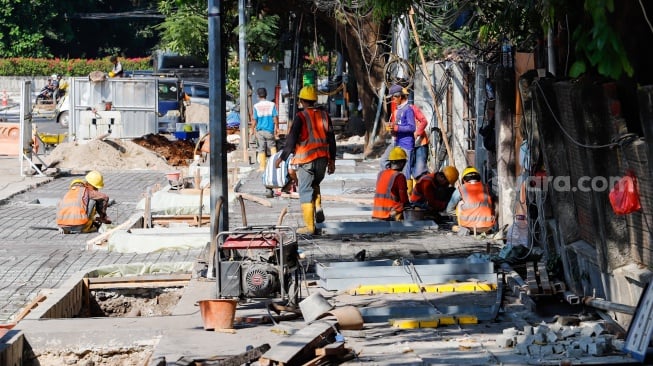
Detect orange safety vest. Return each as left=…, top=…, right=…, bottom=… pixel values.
left=457, top=181, right=496, bottom=230
left=372, top=169, right=407, bottom=220
left=410, top=173, right=435, bottom=204
left=56, top=184, right=90, bottom=227
left=291, top=109, right=330, bottom=165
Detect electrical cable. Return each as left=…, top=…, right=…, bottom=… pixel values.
left=638, top=0, right=653, bottom=35
left=533, top=81, right=619, bottom=149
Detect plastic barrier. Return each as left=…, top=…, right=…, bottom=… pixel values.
left=0, top=123, right=21, bottom=156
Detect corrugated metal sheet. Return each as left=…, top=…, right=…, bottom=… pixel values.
left=553, top=82, right=597, bottom=246
left=623, top=139, right=653, bottom=265
left=69, top=77, right=158, bottom=139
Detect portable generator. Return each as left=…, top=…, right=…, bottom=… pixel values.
left=216, top=225, right=299, bottom=303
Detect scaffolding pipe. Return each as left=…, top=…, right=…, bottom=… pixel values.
left=583, top=296, right=636, bottom=315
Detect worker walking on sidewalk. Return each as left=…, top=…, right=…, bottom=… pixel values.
left=372, top=147, right=409, bottom=221
left=251, top=87, right=279, bottom=172
left=275, top=85, right=336, bottom=235
left=56, top=171, right=112, bottom=234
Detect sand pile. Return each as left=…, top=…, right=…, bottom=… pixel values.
left=46, top=139, right=176, bottom=171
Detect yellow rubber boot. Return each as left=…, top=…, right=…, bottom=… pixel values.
left=297, top=202, right=316, bottom=235
left=315, top=192, right=325, bottom=223
left=407, top=179, right=414, bottom=196
left=257, top=152, right=267, bottom=172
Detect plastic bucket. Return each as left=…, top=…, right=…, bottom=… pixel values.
left=198, top=299, right=238, bottom=330
left=302, top=70, right=316, bottom=86
left=166, top=171, right=181, bottom=181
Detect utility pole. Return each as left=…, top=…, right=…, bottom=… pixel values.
left=239, top=0, right=249, bottom=162
left=208, top=0, right=228, bottom=232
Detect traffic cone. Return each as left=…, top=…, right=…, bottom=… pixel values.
left=1, top=91, right=7, bottom=107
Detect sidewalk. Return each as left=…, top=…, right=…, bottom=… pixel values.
left=0, top=155, right=52, bottom=202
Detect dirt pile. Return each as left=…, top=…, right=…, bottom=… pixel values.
left=45, top=138, right=180, bottom=171
left=132, top=134, right=196, bottom=167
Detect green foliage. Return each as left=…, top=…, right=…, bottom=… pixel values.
left=0, top=57, right=151, bottom=76
left=155, top=0, right=209, bottom=61
left=245, top=14, right=281, bottom=60
left=569, top=0, right=633, bottom=80
left=226, top=54, right=240, bottom=97
left=0, top=0, right=56, bottom=57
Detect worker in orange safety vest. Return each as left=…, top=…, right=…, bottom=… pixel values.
left=410, top=166, right=459, bottom=218
left=56, top=170, right=112, bottom=234
left=372, top=147, right=410, bottom=221
left=445, top=166, right=496, bottom=233
left=275, top=85, right=336, bottom=235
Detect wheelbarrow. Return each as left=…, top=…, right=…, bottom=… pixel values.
left=37, top=132, right=67, bottom=152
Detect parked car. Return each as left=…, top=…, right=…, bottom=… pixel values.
left=182, top=81, right=236, bottom=112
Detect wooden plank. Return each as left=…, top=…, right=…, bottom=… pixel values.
left=315, top=342, right=344, bottom=356
left=259, top=322, right=334, bottom=366
left=87, top=274, right=191, bottom=284
left=526, top=262, right=539, bottom=295
left=87, top=274, right=191, bottom=289
left=537, top=261, right=553, bottom=294
left=13, top=293, right=48, bottom=322
left=302, top=354, right=328, bottom=366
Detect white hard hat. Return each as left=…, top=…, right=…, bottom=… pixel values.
left=51, top=74, right=57, bottom=79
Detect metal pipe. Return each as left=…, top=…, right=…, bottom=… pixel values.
left=583, top=296, right=636, bottom=315
left=238, top=0, right=249, bottom=162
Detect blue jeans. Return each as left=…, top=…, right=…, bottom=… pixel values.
left=411, top=144, right=429, bottom=179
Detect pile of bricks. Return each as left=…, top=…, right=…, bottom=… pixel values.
left=496, top=321, right=622, bottom=359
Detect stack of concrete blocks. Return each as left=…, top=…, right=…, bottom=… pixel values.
left=496, top=321, right=621, bottom=360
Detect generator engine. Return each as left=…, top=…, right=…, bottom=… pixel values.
left=216, top=226, right=298, bottom=302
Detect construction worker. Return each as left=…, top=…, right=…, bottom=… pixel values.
left=383, top=84, right=416, bottom=194
left=108, top=56, right=123, bottom=78
left=446, top=166, right=496, bottom=233
left=56, top=171, right=112, bottom=234
left=275, top=85, right=336, bottom=235
left=250, top=87, right=279, bottom=172
left=372, top=147, right=409, bottom=221
left=410, top=166, right=459, bottom=217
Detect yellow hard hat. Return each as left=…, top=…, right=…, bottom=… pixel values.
left=69, top=179, right=85, bottom=187
left=442, top=166, right=459, bottom=185
left=298, top=85, right=318, bottom=101
left=388, top=146, right=407, bottom=161
left=461, top=166, right=480, bottom=182
left=108, top=71, right=116, bottom=78
left=85, top=170, right=104, bottom=189
left=183, top=124, right=193, bottom=132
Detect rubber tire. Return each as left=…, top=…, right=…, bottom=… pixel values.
left=57, top=111, right=69, bottom=128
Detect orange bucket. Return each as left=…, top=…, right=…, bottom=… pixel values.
left=198, top=299, right=238, bottom=331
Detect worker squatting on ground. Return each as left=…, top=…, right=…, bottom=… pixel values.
left=251, top=87, right=279, bottom=172
left=372, top=147, right=410, bottom=221
left=445, top=166, right=496, bottom=233
left=56, top=171, right=112, bottom=234
left=275, top=85, right=336, bottom=235
left=410, top=166, right=459, bottom=220
left=385, top=84, right=416, bottom=194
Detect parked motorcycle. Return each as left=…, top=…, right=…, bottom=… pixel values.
left=35, top=83, right=56, bottom=104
